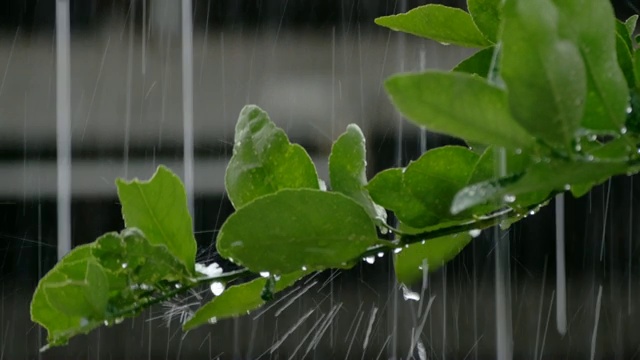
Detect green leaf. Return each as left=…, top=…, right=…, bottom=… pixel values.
left=625, top=15, right=638, bottom=38
left=394, top=233, right=472, bottom=284
left=385, top=71, right=535, bottom=150
left=116, top=166, right=197, bottom=272
left=452, top=158, right=630, bottom=214
left=616, top=34, right=636, bottom=88
left=368, top=146, right=479, bottom=228
left=635, top=52, right=640, bottom=91
left=616, top=18, right=636, bottom=53
left=225, top=105, right=319, bottom=209
left=550, top=0, right=628, bottom=133
left=453, top=47, right=494, bottom=77
left=467, top=0, right=501, bottom=43
left=501, top=0, right=586, bottom=148
left=374, top=4, right=492, bottom=48
left=31, top=246, right=106, bottom=347
left=329, top=124, right=386, bottom=224
left=216, top=189, right=383, bottom=274
left=183, top=271, right=305, bottom=331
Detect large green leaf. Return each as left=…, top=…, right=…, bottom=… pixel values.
left=452, top=158, right=630, bottom=214
left=551, top=0, right=628, bottom=133
left=467, top=0, right=501, bottom=43
left=183, top=271, right=305, bottom=331
left=225, top=105, right=319, bottom=209
left=368, top=146, right=479, bottom=228
left=329, top=124, right=386, bottom=224
left=501, top=0, right=586, bottom=148
left=375, top=4, right=492, bottom=48
left=31, top=246, right=106, bottom=348
left=395, top=233, right=472, bottom=284
left=116, top=166, right=197, bottom=272
left=385, top=71, right=535, bottom=150
left=216, top=189, right=383, bottom=274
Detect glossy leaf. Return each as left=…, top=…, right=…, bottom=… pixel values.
left=616, top=17, right=637, bottom=53
left=467, top=0, right=501, bottom=43
left=616, top=34, right=636, bottom=88
left=453, top=47, right=494, bottom=77
left=216, top=189, right=383, bottom=274
left=501, top=0, right=586, bottom=148
left=183, top=272, right=305, bottom=331
left=550, top=0, right=628, bottom=133
left=31, top=246, right=105, bottom=348
left=375, top=4, right=491, bottom=48
left=385, top=71, right=535, bottom=150
left=395, top=233, right=472, bottom=284
left=329, top=124, right=386, bottom=223
left=452, top=158, right=629, bottom=214
left=625, top=15, right=638, bottom=39
left=225, top=105, right=319, bottom=209
left=116, top=166, right=197, bottom=272
left=368, top=146, right=479, bottom=228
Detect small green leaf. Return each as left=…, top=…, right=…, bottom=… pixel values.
left=394, top=233, right=472, bottom=284
left=368, top=146, right=479, bottom=228
left=625, top=15, right=638, bottom=38
left=375, top=4, right=492, bottom=48
left=225, top=105, right=319, bottom=209
left=616, top=18, right=636, bottom=53
left=452, top=158, right=629, bottom=214
left=31, top=246, right=105, bottom=347
left=216, top=189, right=383, bottom=274
left=550, top=0, right=628, bottom=133
left=329, top=124, right=386, bottom=224
left=453, top=47, right=494, bottom=77
left=116, top=166, right=197, bottom=272
left=467, top=0, right=501, bottom=43
left=616, top=34, right=636, bottom=88
left=183, top=271, right=305, bottom=331
left=385, top=71, right=535, bottom=150
left=501, top=0, right=586, bottom=148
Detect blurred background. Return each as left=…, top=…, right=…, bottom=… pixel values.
left=0, top=0, right=639, bottom=358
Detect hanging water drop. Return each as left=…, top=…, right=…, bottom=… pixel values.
left=393, top=248, right=403, bottom=254
left=564, top=184, right=571, bottom=191
left=318, top=179, right=327, bottom=191
left=503, top=194, right=516, bottom=203
left=627, top=105, right=633, bottom=114
left=377, top=252, right=384, bottom=258
left=301, top=266, right=308, bottom=271
left=621, top=126, right=628, bottom=134
left=401, top=285, right=420, bottom=301
left=469, top=229, right=482, bottom=238
left=364, top=256, right=375, bottom=264
left=259, top=271, right=270, bottom=278
left=208, top=317, right=217, bottom=324
left=210, top=281, right=225, bottom=296
left=121, top=263, right=128, bottom=269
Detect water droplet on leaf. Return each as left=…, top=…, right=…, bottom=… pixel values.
left=210, top=282, right=225, bottom=296
left=503, top=194, right=516, bottom=203
left=468, top=229, right=481, bottom=238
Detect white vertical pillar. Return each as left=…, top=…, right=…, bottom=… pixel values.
left=182, top=0, right=195, bottom=218
left=56, top=0, right=72, bottom=259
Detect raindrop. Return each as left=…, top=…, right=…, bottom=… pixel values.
left=503, top=194, right=516, bottom=203
left=121, top=263, right=128, bottom=269
left=210, top=282, right=225, bottom=296
left=377, top=252, right=385, bottom=258
left=627, top=105, right=633, bottom=114
left=621, top=126, right=628, bottom=134
left=80, top=318, right=89, bottom=327
left=469, top=229, right=482, bottom=238
left=393, top=248, right=403, bottom=254
left=564, top=184, right=571, bottom=191
left=318, top=179, right=327, bottom=191
left=401, top=285, right=420, bottom=301
left=301, top=266, right=308, bottom=271
left=259, top=271, right=270, bottom=278
left=574, top=144, right=582, bottom=151
left=208, top=317, right=218, bottom=324
left=515, top=148, right=522, bottom=154
left=379, top=226, right=389, bottom=235
left=364, top=256, right=375, bottom=264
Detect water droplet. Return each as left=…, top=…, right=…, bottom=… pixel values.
left=574, top=144, right=582, bottom=151
left=529, top=210, right=536, bottom=216
left=393, top=248, right=403, bottom=254
left=588, top=134, right=597, bottom=141
left=210, top=282, right=225, bottom=296
left=80, top=318, right=89, bottom=327
left=364, top=256, right=375, bottom=264
left=230, top=241, right=243, bottom=247
left=468, top=229, right=481, bottom=238
left=259, top=271, right=270, bottom=278
left=318, top=179, right=327, bottom=191
left=174, top=284, right=182, bottom=289
left=401, top=285, right=420, bottom=301
left=515, top=148, right=522, bottom=155
left=208, top=317, right=218, bottom=324
left=627, top=106, right=633, bottom=114
left=377, top=252, right=384, bottom=258
left=503, top=194, right=516, bottom=203
left=379, top=226, right=389, bottom=235
left=564, top=184, right=571, bottom=191
left=121, top=263, right=128, bottom=269
left=301, top=266, right=308, bottom=271
left=621, top=127, right=628, bottom=134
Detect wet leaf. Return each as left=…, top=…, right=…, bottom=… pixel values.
left=550, top=0, right=628, bottom=133
left=216, top=189, right=383, bottom=274
left=385, top=71, right=535, bottom=150
left=501, top=0, right=586, bottom=149
left=375, top=4, right=492, bottom=48
left=116, top=166, right=197, bottom=272
left=395, top=233, right=472, bottom=284
left=183, top=271, right=305, bottom=331
left=616, top=17, right=637, bottom=53
left=616, top=34, right=636, bottom=88
left=368, top=146, right=479, bottom=228
left=467, top=0, right=501, bottom=43
left=225, top=105, right=319, bottom=209
left=329, top=124, right=386, bottom=224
